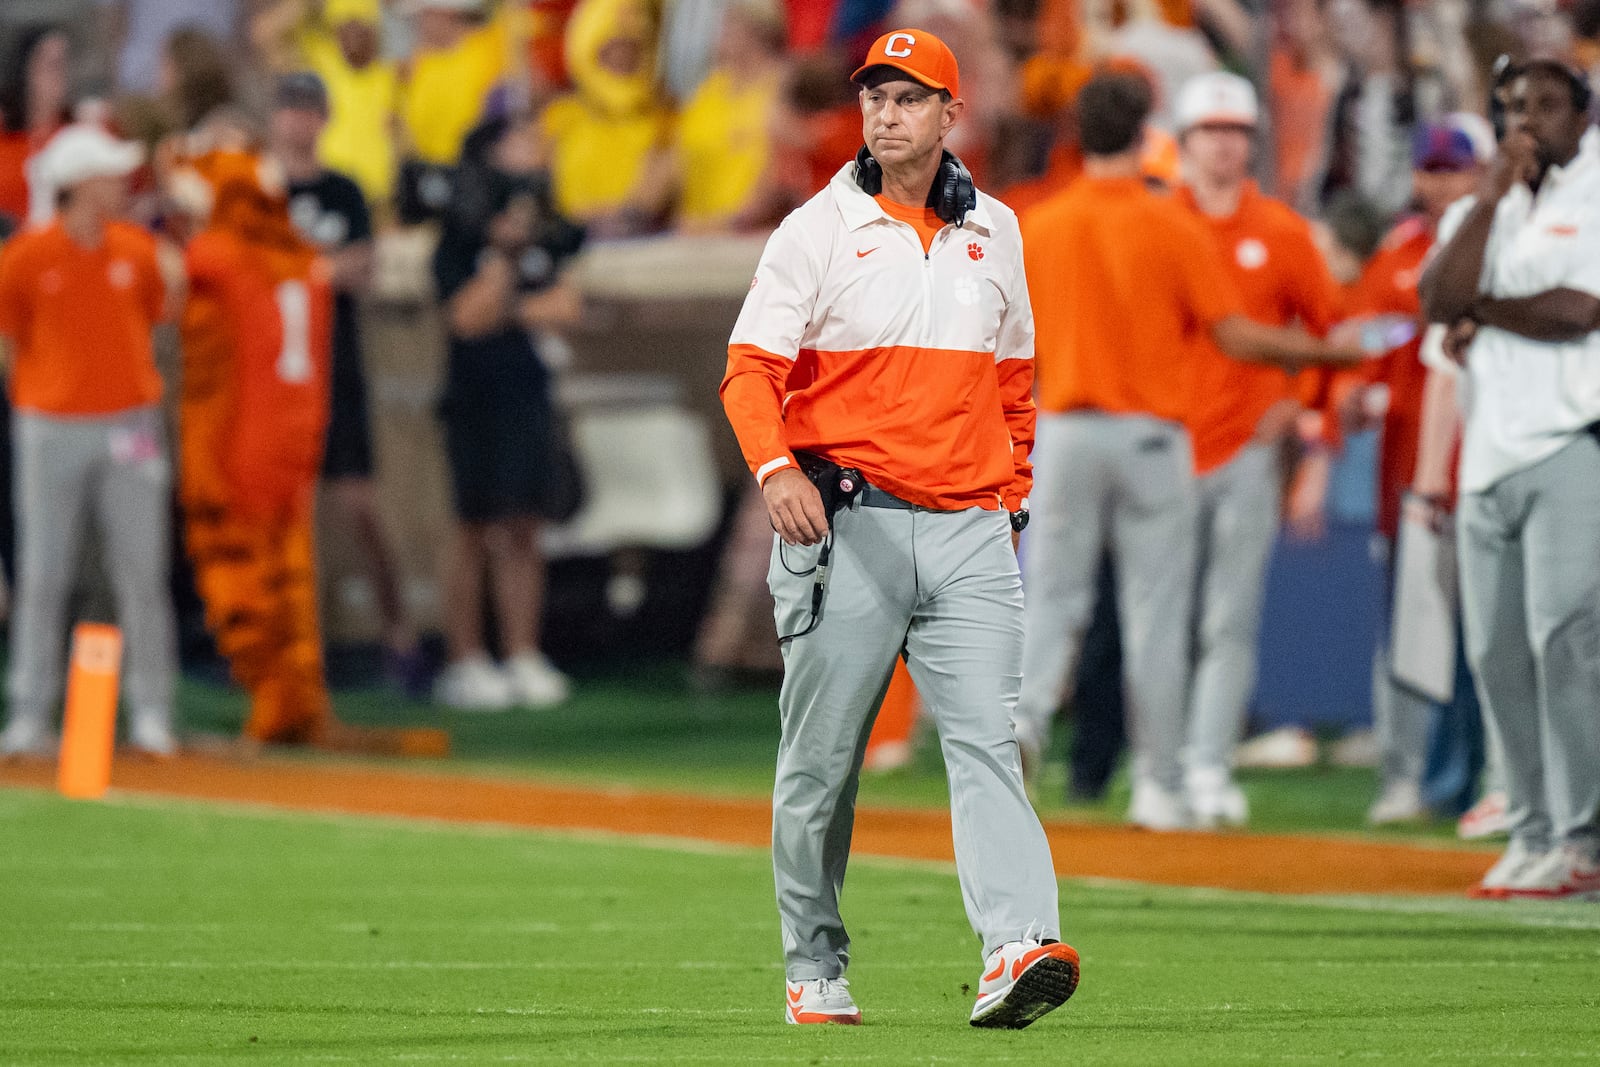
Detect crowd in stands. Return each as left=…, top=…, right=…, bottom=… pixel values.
left=0, top=0, right=1596, bottom=893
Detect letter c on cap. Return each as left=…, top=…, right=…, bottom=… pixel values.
left=885, top=32, right=915, bottom=58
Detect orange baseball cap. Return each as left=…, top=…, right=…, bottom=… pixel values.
left=851, top=28, right=960, bottom=99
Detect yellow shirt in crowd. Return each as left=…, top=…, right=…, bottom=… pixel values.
left=674, top=68, right=777, bottom=227
left=541, top=95, right=669, bottom=219
left=400, top=18, right=509, bottom=164
left=302, top=33, right=399, bottom=204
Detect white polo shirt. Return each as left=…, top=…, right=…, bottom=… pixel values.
left=1435, top=127, right=1600, bottom=493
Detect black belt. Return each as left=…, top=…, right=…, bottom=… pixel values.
left=856, top=483, right=915, bottom=510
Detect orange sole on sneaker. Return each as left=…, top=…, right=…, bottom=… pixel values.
left=971, top=944, right=1081, bottom=1030
left=785, top=1008, right=862, bottom=1025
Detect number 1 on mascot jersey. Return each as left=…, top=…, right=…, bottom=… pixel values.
left=274, top=280, right=314, bottom=384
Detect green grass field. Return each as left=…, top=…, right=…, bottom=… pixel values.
left=175, top=666, right=1450, bottom=840
left=2, top=787, right=1597, bottom=1066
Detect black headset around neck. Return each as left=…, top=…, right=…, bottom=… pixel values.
left=852, top=145, right=977, bottom=226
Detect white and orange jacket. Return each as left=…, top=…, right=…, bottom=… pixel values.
left=721, top=163, right=1036, bottom=512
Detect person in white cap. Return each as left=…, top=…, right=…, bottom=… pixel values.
left=0, top=123, right=181, bottom=758
left=1169, top=71, right=1346, bottom=827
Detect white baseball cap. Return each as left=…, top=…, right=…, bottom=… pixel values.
left=1175, top=71, right=1259, bottom=131
left=34, top=123, right=145, bottom=190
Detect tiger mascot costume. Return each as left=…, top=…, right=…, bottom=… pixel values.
left=173, top=148, right=446, bottom=756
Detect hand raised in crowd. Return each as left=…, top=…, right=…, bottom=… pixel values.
left=762, top=468, right=829, bottom=547
left=1481, top=130, right=1538, bottom=201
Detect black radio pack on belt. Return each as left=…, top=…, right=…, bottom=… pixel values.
left=776, top=452, right=866, bottom=642
left=852, top=146, right=977, bottom=226
left=794, top=450, right=864, bottom=520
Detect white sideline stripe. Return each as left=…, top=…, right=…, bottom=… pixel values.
left=27, top=789, right=1600, bottom=930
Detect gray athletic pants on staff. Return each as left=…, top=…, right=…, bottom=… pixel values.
left=6, top=407, right=177, bottom=735
left=769, top=493, right=1059, bottom=980
left=1457, top=434, right=1600, bottom=854
left=1018, top=412, right=1198, bottom=794
left=1185, top=442, right=1282, bottom=775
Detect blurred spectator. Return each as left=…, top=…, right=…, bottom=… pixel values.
left=633, top=0, right=788, bottom=232
left=431, top=116, right=581, bottom=710
left=889, top=0, right=1018, bottom=182
left=769, top=49, right=863, bottom=204
left=1014, top=70, right=1359, bottom=829
left=96, top=0, right=248, bottom=95
left=1421, top=60, right=1600, bottom=899
left=1305, top=0, right=1416, bottom=219
left=399, top=0, right=509, bottom=166
left=1333, top=114, right=1490, bottom=826
left=0, top=25, right=72, bottom=228
left=271, top=73, right=424, bottom=692
left=300, top=0, right=401, bottom=206
left=1269, top=0, right=1341, bottom=207
left=1174, top=72, right=1343, bottom=829
left=0, top=124, right=179, bottom=759
left=541, top=0, right=671, bottom=229
left=160, top=28, right=240, bottom=135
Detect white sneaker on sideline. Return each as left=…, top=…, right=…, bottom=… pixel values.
left=434, top=656, right=514, bottom=711
left=1129, top=780, right=1193, bottom=831
left=504, top=653, right=571, bottom=709
left=862, top=739, right=913, bottom=773
left=970, top=939, right=1080, bottom=1029
left=0, top=717, right=56, bottom=758
left=1470, top=839, right=1548, bottom=899
left=1458, top=791, right=1510, bottom=841
left=1186, top=765, right=1248, bottom=828
left=1234, top=725, right=1318, bottom=769
left=127, top=711, right=178, bottom=757
left=1502, top=844, right=1600, bottom=900
left=783, top=977, right=861, bottom=1025
left=1367, top=779, right=1426, bottom=826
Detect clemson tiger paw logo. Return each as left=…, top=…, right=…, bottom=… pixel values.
left=967, top=242, right=985, bottom=261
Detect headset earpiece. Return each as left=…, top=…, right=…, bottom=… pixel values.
left=928, top=150, right=976, bottom=226
left=853, top=146, right=883, bottom=195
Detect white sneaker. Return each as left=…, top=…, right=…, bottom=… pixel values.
left=1129, top=779, right=1193, bottom=831
left=783, top=977, right=861, bottom=1025
left=1328, top=728, right=1380, bottom=768
left=434, top=656, right=514, bottom=711
left=1470, top=839, right=1549, bottom=899
left=504, top=653, right=571, bottom=709
left=1502, top=844, right=1600, bottom=900
left=1234, top=725, right=1318, bottom=769
left=0, top=717, right=56, bottom=758
left=970, top=939, right=1080, bottom=1029
left=127, top=711, right=178, bottom=757
left=1367, top=779, right=1426, bottom=826
left=1186, top=765, right=1248, bottom=828
left=862, top=739, right=913, bottom=773
left=1457, top=791, right=1510, bottom=840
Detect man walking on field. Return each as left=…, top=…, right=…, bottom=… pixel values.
left=722, top=28, right=1079, bottom=1029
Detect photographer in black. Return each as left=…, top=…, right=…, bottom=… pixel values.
left=430, top=114, right=585, bottom=711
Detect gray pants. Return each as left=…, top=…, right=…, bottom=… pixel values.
left=1372, top=536, right=1434, bottom=790
left=1018, top=412, right=1198, bottom=793
left=769, top=497, right=1058, bottom=979
left=1185, top=443, right=1282, bottom=775
left=7, top=408, right=177, bottom=735
left=1458, top=434, right=1600, bottom=852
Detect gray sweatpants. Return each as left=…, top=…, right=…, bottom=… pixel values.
left=1185, top=442, right=1282, bottom=775
left=769, top=496, right=1059, bottom=979
left=1458, top=434, right=1600, bottom=853
left=6, top=407, right=177, bottom=735
left=1018, top=412, right=1198, bottom=793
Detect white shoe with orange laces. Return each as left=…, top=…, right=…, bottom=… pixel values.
left=783, top=977, right=861, bottom=1025
left=970, top=939, right=1081, bottom=1029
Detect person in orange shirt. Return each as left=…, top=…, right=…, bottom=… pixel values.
left=1326, top=115, right=1493, bottom=827
left=1015, top=69, right=1363, bottom=830
left=0, top=25, right=71, bottom=227
left=0, top=124, right=179, bottom=758
left=1173, top=72, right=1344, bottom=828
